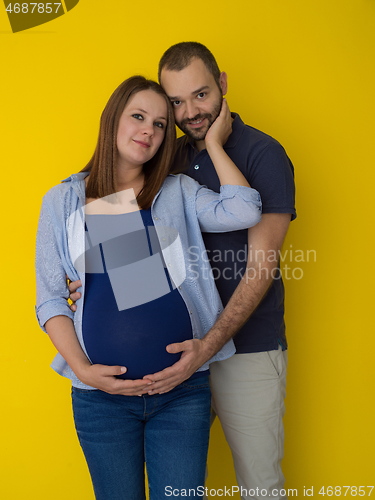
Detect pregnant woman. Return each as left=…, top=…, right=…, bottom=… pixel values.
left=35, top=76, right=262, bottom=500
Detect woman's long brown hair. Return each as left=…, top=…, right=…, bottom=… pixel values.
left=81, top=76, right=176, bottom=209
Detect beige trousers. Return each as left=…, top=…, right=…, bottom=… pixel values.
left=210, top=347, right=288, bottom=500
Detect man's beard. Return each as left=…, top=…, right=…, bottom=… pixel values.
left=177, top=100, right=222, bottom=141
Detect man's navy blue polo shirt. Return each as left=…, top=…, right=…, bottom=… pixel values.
left=171, top=113, right=296, bottom=353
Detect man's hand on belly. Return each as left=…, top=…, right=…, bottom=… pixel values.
left=142, top=339, right=211, bottom=395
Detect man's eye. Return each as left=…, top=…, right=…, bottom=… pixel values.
left=132, top=114, right=143, bottom=120
left=197, top=93, right=206, bottom=99
left=172, top=100, right=181, bottom=107
left=154, top=122, right=165, bottom=129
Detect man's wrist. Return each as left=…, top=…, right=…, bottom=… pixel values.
left=200, top=336, right=222, bottom=362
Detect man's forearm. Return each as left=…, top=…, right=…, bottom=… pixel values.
left=200, top=262, right=273, bottom=359
left=201, top=213, right=292, bottom=360
left=144, top=214, right=291, bottom=395
left=142, top=269, right=271, bottom=395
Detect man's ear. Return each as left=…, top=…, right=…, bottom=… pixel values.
left=219, top=72, right=228, bottom=95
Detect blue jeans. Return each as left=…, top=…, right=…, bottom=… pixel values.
left=72, top=375, right=211, bottom=500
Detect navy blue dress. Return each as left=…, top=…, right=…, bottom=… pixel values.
left=82, top=209, right=193, bottom=379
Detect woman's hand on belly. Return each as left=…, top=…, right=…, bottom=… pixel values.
left=77, top=364, right=153, bottom=396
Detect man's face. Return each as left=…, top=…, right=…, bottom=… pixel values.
left=160, top=58, right=227, bottom=143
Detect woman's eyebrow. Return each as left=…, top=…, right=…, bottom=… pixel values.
left=132, top=108, right=167, bottom=120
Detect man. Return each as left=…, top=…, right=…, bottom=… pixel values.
left=70, top=43, right=296, bottom=499
left=149, top=42, right=296, bottom=499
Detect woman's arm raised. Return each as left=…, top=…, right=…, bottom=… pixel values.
left=204, top=99, right=249, bottom=187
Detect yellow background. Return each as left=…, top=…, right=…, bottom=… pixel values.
left=1, top=0, right=374, bottom=498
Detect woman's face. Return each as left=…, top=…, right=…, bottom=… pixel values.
left=116, top=89, right=168, bottom=170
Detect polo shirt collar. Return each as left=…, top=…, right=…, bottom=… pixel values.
left=224, top=113, right=245, bottom=149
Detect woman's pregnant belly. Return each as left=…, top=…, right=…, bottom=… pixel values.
left=82, top=272, right=193, bottom=379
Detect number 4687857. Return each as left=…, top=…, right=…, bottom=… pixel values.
left=6, top=3, right=62, bottom=14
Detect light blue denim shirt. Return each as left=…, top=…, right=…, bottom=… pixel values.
left=36, top=172, right=262, bottom=389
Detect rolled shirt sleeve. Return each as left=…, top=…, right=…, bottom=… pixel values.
left=195, top=183, right=262, bottom=233
left=35, top=196, right=74, bottom=332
